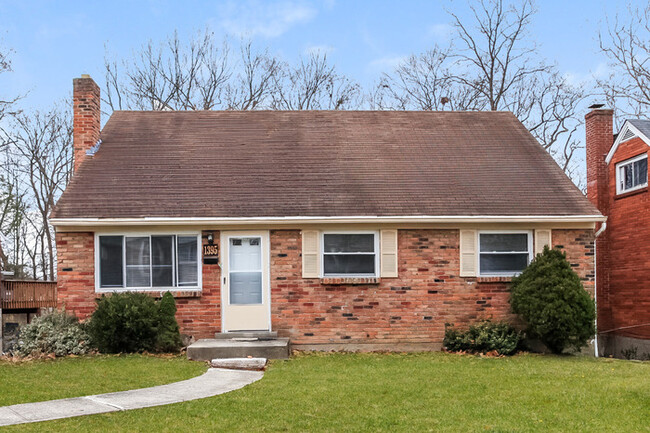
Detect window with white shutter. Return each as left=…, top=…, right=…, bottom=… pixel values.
left=380, top=229, right=398, bottom=278
left=301, top=230, right=320, bottom=278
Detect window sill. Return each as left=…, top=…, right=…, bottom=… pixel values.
left=95, top=289, right=202, bottom=298
left=476, top=276, right=513, bottom=283
left=320, top=277, right=380, bottom=285
left=615, top=186, right=647, bottom=200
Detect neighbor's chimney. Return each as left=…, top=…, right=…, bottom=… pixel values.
left=73, top=74, right=100, bottom=173
left=586, top=105, right=614, bottom=215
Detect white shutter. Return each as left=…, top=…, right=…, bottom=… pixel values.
left=380, top=229, right=398, bottom=278
left=302, top=230, right=320, bottom=278
left=535, top=229, right=551, bottom=255
left=459, top=230, right=477, bottom=277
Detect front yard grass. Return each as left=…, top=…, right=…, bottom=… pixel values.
left=0, top=353, right=206, bottom=406
left=2, top=352, right=649, bottom=432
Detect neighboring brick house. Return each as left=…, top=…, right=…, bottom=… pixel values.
left=586, top=107, right=650, bottom=357
left=51, top=75, right=603, bottom=351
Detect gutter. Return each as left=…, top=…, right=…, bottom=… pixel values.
left=50, top=214, right=607, bottom=227
left=593, top=222, right=607, bottom=357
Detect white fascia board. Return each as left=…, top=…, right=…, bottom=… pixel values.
left=606, top=121, right=650, bottom=164
left=50, top=214, right=607, bottom=227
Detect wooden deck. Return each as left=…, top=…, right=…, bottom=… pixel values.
left=1, top=280, right=57, bottom=309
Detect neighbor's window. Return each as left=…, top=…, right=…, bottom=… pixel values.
left=479, top=232, right=532, bottom=277
left=322, top=233, right=378, bottom=276
left=98, top=234, right=199, bottom=290
left=616, top=154, right=648, bottom=194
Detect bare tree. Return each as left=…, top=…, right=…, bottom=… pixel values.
left=374, top=47, right=483, bottom=110
left=599, top=4, right=650, bottom=125
left=104, top=29, right=231, bottom=111
left=271, top=52, right=361, bottom=110
left=105, top=34, right=360, bottom=112
left=10, top=106, right=73, bottom=280
left=449, top=0, right=549, bottom=110
left=224, top=41, right=281, bottom=110
left=0, top=47, right=20, bottom=126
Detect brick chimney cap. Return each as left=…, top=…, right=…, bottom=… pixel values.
left=80, top=74, right=91, bottom=79
left=588, top=103, right=605, bottom=109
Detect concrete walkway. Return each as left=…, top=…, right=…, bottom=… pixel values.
left=0, top=368, right=263, bottom=427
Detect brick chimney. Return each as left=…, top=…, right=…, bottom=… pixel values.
left=586, top=107, right=614, bottom=214
left=73, top=74, right=101, bottom=173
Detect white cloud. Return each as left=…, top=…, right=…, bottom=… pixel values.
left=426, top=23, right=454, bottom=41
left=564, top=62, right=611, bottom=86
left=218, top=0, right=318, bottom=38
left=368, top=55, right=407, bottom=72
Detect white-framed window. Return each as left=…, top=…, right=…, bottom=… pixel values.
left=96, top=233, right=201, bottom=291
left=478, top=231, right=533, bottom=277
left=616, top=153, right=648, bottom=195
left=321, top=231, right=379, bottom=277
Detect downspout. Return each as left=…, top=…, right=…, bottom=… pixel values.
left=593, top=222, right=607, bottom=357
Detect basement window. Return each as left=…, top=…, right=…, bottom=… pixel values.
left=616, top=154, right=648, bottom=194
left=478, top=232, right=533, bottom=277
left=322, top=232, right=378, bottom=277
left=97, top=234, right=200, bottom=290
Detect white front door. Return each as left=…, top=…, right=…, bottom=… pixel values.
left=221, top=231, right=271, bottom=332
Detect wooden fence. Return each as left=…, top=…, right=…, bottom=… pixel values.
left=1, top=280, right=57, bottom=309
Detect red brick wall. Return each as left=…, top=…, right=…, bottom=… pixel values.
left=72, top=76, right=101, bottom=173
left=270, top=229, right=594, bottom=347
left=175, top=231, right=221, bottom=339
left=56, top=232, right=96, bottom=318
left=601, top=137, right=650, bottom=339
left=56, top=230, right=222, bottom=340
left=56, top=228, right=594, bottom=346
left=584, top=108, right=614, bottom=340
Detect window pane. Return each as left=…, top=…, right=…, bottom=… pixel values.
left=480, top=233, right=528, bottom=252
left=177, top=236, right=198, bottom=286
left=624, top=164, right=634, bottom=189
left=230, top=272, right=262, bottom=304
left=99, top=236, right=123, bottom=288
left=152, top=235, right=173, bottom=287
left=635, top=158, right=647, bottom=186
left=126, top=237, right=150, bottom=287
left=230, top=237, right=261, bottom=271
left=324, top=255, right=375, bottom=275
left=480, top=253, right=529, bottom=274
left=324, top=234, right=375, bottom=253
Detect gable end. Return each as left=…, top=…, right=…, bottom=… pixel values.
left=606, top=121, right=650, bottom=164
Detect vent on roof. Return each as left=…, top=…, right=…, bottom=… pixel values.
left=86, top=139, right=102, bottom=156
left=621, top=127, right=636, bottom=142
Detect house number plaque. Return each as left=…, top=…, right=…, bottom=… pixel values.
left=203, top=244, right=219, bottom=264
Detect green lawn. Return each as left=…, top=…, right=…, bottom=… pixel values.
left=0, top=354, right=206, bottom=406
left=2, top=352, right=649, bottom=432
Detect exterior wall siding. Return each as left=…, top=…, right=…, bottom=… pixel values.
left=55, top=228, right=595, bottom=348
left=602, top=137, right=650, bottom=341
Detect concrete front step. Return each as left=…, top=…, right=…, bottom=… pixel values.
left=211, top=358, right=268, bottom=371
left=213, top=331, right=278, bottom=340
left=187, top=338, right=290, bottom=361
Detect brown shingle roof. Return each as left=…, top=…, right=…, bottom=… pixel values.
left=52, top=110, right=600, bottom=219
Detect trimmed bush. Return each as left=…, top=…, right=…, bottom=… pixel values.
left=88, top=292, right=159, bottom=353
left=510, top=246, right=595, bottom=354
left=16, top=311, right=91, bottom=357
left=156, top=292, right=182, bottom=352
left=444, top=320, right=522, bottom=356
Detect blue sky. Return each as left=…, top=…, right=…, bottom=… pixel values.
left=0, top=0, right=644, bottom=111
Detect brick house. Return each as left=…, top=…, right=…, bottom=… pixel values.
left=51, top=75, right=603, bottom=352
left=586, top=107, right=650, bottom=357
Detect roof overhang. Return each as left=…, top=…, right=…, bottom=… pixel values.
left=50, top=214, right=607, bottom=227
left=605, top=120, right=650, bottom=164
